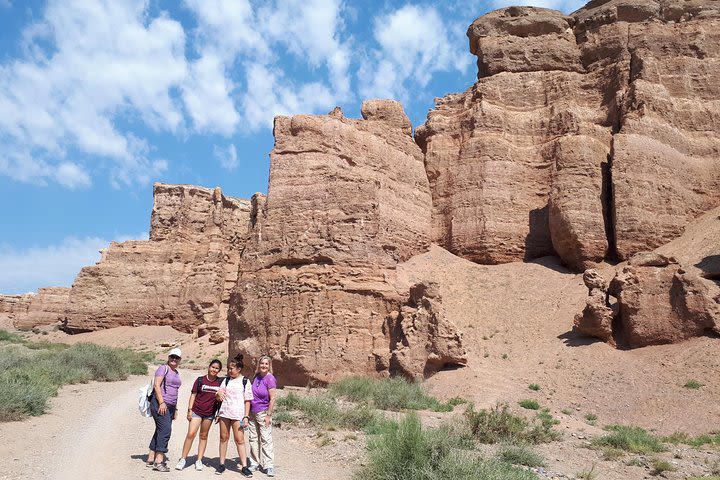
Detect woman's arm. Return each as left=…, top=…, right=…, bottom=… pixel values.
left=186, top=393, right=196, bottom=421
left=153, top=370, right=167, bottom=415
left=242, top=399, right=251, bottom=428
left=265, top=388, right=276, bottom=427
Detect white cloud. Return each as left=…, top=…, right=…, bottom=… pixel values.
left=213, top=144, right=239, bottom=170
left=182, top=54, right=240, bottom=135
left=0, top=233, right=146, bottom=294
left=0, top=0, right=187, bottom=188
left=359, top=5, right=470, bottom=101
left=55, top=162, right=91, bottom=189
left=241, top=63, right=335, bottom=130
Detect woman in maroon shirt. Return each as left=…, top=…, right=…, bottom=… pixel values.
left=174, top=359, right=223, bottom=471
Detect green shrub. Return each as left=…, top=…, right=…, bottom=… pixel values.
left=328, top=376, right=460, bottom=412
left=0, top=329, right=24, bottom=343
left=518, top=399, right=540, bottom=410
left=356, top=413, right=537, bottom=480
left=684, top=379, right=703, bottom=389
left=585, top=413, right=597, bottom=425
left=650, top=458, right=676, bottom=476
left=497, top=444, right=545, bottom=467
left=0, top=341, right=151, bottom=421
left=592, top=425, right=665, bottom=454
left=464, top=403, right=560, bottom=444
left=528, top=384, right=541, bottom=391
left=276, top=392, right=386, bottom=432
left=576, top=464, right=597, bottom=480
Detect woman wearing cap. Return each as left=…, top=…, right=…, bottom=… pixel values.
left=247, top=355, right=277, bottom=477
left=146, top=347, right=183, bottom=472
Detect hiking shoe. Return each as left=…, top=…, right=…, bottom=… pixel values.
left=153, top=463, right=170, bottom=472
left=247, top=462, right=259, bottom=472
left=146, top=461, right=154, bottom=468
left=215, top=465, right=226, bottom=475
left=195, top=460, right=204, bottom=471
left=265, top=468, right=275, bottom=477
left=240, top=466, right=253, bottom=477
left=175, top=458, right=186, bottom=470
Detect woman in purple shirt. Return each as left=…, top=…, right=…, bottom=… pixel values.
left=146, top=348, right=183, bottom=472
left=247, top=355, right=277, bottom=477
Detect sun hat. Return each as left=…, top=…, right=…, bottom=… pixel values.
left=168, top=347, right=182, bottom=358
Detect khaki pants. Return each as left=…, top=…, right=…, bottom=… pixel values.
left=248, top=410, right=274, bottom=469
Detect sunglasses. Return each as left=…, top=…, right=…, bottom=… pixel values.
left=169, top=355, right=181, bottom=361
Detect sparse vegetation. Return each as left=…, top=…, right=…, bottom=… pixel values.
left=276, top=392, right=386, bottom=431
left=501, top=353, right=508, bottom=360
left=561, top=408, right=572, bottom=415
left=684, top=379, right=704, bottom=389
left=0, top=330, right=152, bottom=421
left=496, top=444, right=545, bottom=467
left=601, top=447, right=625, bottom=461
left=585, top=413, right=597, bottom=425
left=576, top=464, right=597, bottom=480
left=328, top=376, right=462, bottom=412
left=355, top=413, right=537, bottom=480
left=465, top=403, right=561, bottom=444
left=650, top=458, right=676, bottom=476
left=518, top=399, right=540, bottom=410
left=592, top=425, right=666, bottom=454
left=528, top=383, right=541, bottom=391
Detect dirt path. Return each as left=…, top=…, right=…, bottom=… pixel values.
left=0, top=369, right=358, bottom=480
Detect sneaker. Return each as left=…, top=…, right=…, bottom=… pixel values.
left=153, top=463, right=170, bottom=472
left=195, top=460, right=204, bottom=471
left=215, top=465, right=226, bottom=475
left=146, top=461, right=154, bottom=468
left=240, top=466, right=253, bottom=477
left=248, top=462, right=259, bottom=472
left=265, top=468, right=275, bottom=477
left=175, top=458, right=186, bottom=470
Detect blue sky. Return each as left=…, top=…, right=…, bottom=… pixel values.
left=0, top=0, right=585, bottom=294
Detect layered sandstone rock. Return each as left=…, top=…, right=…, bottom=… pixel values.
left=576, top=208, right=720, bottom=348
left=62, top=184, right=251, bottom=335
left=0, top=288, right=70, bottom=331
left=418, top=0, right=720, bottom=271
left=229, top=102, right=466, bottom=385
left=0, top=294, right=31, bottom=327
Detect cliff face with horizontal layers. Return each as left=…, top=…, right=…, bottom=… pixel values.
left=62, top=184, right=251, bottom=337
left=4, top=0, right=720, bottom=377
left=228, top=101, right=465, bottom=384
left=417, top=0, right=720, bottom=271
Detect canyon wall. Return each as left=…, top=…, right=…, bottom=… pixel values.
left=228, top=101, right=466, bottom=385
left=417, top=0, right=720, bottom=271
left=62, top=184, right=251, bottom=337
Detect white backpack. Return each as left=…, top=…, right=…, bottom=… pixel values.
left=138, top=365, right=169, bottom=417
left=137, top=381, right=153, bottom=417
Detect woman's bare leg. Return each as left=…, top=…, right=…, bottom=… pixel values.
left=197, top=418, right=213, bottom=461
left=218, top=418, right=231, bottom=465
left=230, top=420, right=248, bottom=467
left=180, top=417, right=202, bottom=459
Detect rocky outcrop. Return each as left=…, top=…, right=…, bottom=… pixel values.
left=228, top=102, right=466, bottom=385
left=62, top=184, right=251, bottom=335
left=575, top=208, right=720, bottom=348
left=0, top=288, right=70, bottom=331
left=418, top=1, right=720, bottom=271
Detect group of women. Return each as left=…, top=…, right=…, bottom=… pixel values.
left=146, top=349, right=277, bottom=477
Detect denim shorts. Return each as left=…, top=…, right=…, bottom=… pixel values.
left=192, top=412, right=216, bottom=420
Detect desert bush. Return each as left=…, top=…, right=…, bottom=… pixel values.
left=684, top=379, right=703, bottom=389
left=592, top=425, right=665, bottom=454
left=650, top=458, right=676, bottom=476
left=465, top=403, right=560, bottom=444
left=0, top=340, right=151, bottom=421
left=518, top=399, right=540, bottom=410
left=0, top=329, right=24, bottom=343
left=356, top=413, right=537, bottom=480
left=496, top=444, right=546, bottom=467
left=328, top=376, right=461, bottom=412
left=276, top=392, right=386, bottom=432
left=528, top=384, right=541, bottom=391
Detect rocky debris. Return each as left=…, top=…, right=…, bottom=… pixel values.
left=62, top=184, right=252, bottom=335
left=573, top=270, right=615, bottom=343
left=229, top=101, right=465, bottom=385
left=420, top=0, right=720, bottom=271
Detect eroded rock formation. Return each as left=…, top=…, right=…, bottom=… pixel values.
left=576, top=209, right=720, bottom=347
left=0, top=287, right=70, bottom=331
left=228, top=101, right=466, bottom=385
left=62, top=184, right=251, bottom=336
left=417, top=0, right=720, bottom=271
